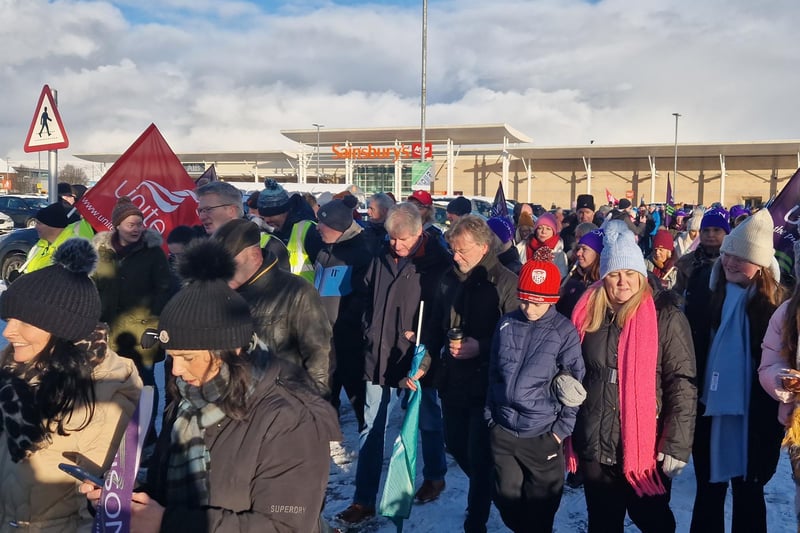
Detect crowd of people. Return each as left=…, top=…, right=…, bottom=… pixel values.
left=0, top=181, right=798, bottom=533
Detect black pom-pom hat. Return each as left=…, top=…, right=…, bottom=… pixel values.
left=157, top=239, right=254, bottom=350
left=1, top=238, right=101, bottom=341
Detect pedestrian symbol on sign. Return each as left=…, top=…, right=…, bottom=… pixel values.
left=38, top=107, right=53, bottom=137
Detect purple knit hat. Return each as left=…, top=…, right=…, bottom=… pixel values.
left=578, top=229, right=604, bottom=254
left=700, top=207, right=731, bottom=234
left=487, top=217, right=514, bottom=244
left=729, top=205, right=751, bottom=220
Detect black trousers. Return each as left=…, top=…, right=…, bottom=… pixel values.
left=490, top=426, right=564, bottom=533
left=690, top=414, right=767, bottom=533
left=581, top=460, right=675, bottom=533
left=443, top=403, right=492, bottom=533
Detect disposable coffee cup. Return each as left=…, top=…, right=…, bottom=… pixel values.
left=447, top=328, right=464, bottom=348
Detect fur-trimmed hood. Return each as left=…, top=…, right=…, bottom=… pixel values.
left=92, top=227, right=163, bottom=251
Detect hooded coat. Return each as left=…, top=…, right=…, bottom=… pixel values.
left=92, top=229, right=173, bottom=369
left=0, top=343, right=142, bottom=533
left=144, top=352, right=341, bottom=533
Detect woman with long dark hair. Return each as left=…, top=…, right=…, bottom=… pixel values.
left=83, top=239, right=341, bottom=532
left=0, top=238, right=142, bottom=532
left=690, top=208, right=787, bottom=533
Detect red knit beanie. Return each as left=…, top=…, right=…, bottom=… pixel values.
left=517, top=260, right=561, bottom=304
left=652, top=229, right=674, bottom=252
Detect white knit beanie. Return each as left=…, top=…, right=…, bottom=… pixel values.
left=687, top=208, right=704, bottom=231
left=599, top=219, right=647, bottom=278
left=720, top=208, right=775, bottom=268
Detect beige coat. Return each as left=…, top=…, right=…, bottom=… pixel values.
left=0, top=351, right=142, bottom=532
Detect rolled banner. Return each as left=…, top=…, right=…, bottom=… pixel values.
left=93, top=386, right=155, bottom=533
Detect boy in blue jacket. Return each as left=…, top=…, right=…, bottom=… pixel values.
left=486, top=260, right=585, bottom=533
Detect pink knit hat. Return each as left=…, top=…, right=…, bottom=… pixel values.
left=534, top=212, right=560, bottom=234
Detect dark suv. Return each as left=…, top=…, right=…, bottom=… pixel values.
left=0, top=195, right=49, bottom=228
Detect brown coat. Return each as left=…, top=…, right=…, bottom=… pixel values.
left=0, top=351, right=142, bottom=532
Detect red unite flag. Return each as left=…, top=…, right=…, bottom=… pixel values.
left=605, top=188, right=617, bottom=205
left=77, top=124, right=200, bottom=248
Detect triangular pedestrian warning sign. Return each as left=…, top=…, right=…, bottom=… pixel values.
left=24, top=85, right=69, bottom=153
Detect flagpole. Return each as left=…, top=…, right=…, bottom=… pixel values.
left=672, top=113, right=681, bottom=202
left=420, top=0, right=427, bottom=166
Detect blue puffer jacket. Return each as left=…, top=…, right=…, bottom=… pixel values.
left=486, top=306, right=585, bottom=440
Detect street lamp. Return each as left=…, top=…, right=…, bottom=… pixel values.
left=672, top=113, right=681, bottom=200
left=312, top=123, right=324, bottom=182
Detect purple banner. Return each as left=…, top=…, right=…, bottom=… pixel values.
left=93, top=386, right=154, bottom=533
left=490, top=181, right=509, bottom=219
left=768, top=167, right=800, bottom=277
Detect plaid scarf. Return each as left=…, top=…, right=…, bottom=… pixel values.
left=166, top=364, right=229, bottom=506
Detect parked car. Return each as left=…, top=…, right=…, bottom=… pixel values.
left=0, top=228, right=37, bottom=282
left=0, top=195, right=49, bottom=228
left=0, top=212, right=14, bottom=233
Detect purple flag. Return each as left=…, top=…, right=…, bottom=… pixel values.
left=767, top=167, right=800, bottom=278
left=490, top=181, right=509, bottom=219
left=664, top=174, right=675, bottom=228
left=93, top=387, right=154, bottom=533
left=195, top=164, right=218, bottom=185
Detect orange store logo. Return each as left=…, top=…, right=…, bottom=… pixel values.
left=332, top=143, right=432, bottom=161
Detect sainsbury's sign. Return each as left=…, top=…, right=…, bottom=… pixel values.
left=332, top=142, right=432, bottom=161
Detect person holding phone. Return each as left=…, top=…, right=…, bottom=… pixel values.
left=83, top=239, right=341, bottom=532
left=0, top=238, right=142, bottom=532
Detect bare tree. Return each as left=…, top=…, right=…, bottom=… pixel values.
left=59, top=164, right=88, bottom=185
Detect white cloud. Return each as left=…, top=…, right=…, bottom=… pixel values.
left=2, top=0, right=799, bottom=168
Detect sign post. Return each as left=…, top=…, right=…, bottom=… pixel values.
left=23, top=85, right=69, bottom=202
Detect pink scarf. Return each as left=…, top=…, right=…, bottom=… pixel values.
left=568, top=282, right=665, bottom=497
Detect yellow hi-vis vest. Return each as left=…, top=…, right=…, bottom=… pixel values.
left=260, top=220, right=315, bottom=282
left=21, top=225, right=74, bottom=274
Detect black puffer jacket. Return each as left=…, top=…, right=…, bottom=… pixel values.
left=361, top=233, right=451, bottom=387
left=146, top=351, right=342, bottom=533
left=236, top=253, right=332, bottom=397
left=573, top=290, right=697, bottom=465
left=429, top=253, right=518, bottom=408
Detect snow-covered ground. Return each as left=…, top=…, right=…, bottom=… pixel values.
left=325, top=392, right=797, bottom=532
left=0, top=311, right=793, bottom=532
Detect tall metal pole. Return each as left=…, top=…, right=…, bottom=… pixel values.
left=672, top=113, right=681, bottom=202
left=312, top=123, right=324, bottom=182
left=420, top=0, right=427, bottom=164
left=48, top=88, right=59, bottom=203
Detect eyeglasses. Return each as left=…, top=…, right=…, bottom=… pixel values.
left=452, top=243, right=479, bottom=257
left=196, top=204, right=233, bottom=216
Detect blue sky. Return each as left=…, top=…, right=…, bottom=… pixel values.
left=3, top=0, right=799, bottom=166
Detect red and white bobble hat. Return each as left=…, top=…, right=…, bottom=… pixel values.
left=517, top=260, right=561, bottom=304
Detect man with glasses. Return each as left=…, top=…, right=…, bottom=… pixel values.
left=195, top=181, right=289, bottom=270
left=428, top=214, right=518, bottom=533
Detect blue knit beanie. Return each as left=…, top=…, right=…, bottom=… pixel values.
left=599, top=219, right=646, bottom=278
left=578, top=228, right=604, bottom=255
left=487, top=217, right=514, bottom=244
left=258, top=179, right=291, bottom=216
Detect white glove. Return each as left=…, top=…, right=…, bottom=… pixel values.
left=657, top=452, right=687, bottom=479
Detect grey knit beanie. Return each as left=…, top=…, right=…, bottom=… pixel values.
left=599, top=219, right=647, bottom=278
